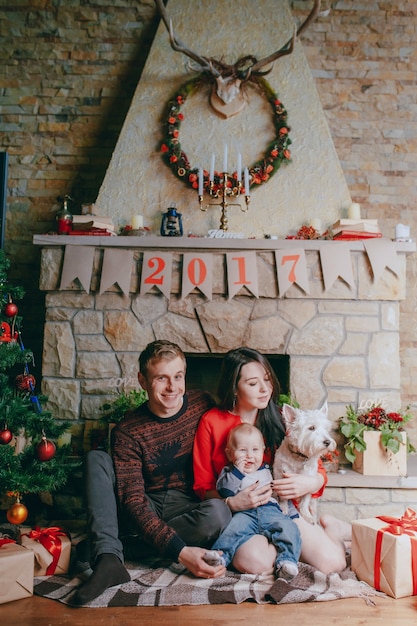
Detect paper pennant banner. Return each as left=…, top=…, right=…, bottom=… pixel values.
left=226, top=251, right=258, bottom=300
left=275, top=248, right=309, bottom=296
left=99, top=248, right=134, bottom=295
left=59, top=245, right=95, bottom=292
left=181, top=253, right=213, bottom=300
left=140, top=251, right=172, bottom=299
left=364, top=239, right=401, bottom=283
left=320, top=242, right=355, bottom=291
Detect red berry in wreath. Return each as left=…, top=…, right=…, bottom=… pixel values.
left=36, top=436, right=56, bottom=462
left=15, top=373, right=36, bottom=391
left=4, top=302, right=18, bottom=317
left=0, top=427, right=13, bottom=445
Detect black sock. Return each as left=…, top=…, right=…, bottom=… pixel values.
left=70, top=553, right=130, bottom=606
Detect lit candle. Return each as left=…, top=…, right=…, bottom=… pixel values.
left=223, top=144, right=228, bottom=172
left=237, top=153, right=242, bottom=182
left=348, top=203, right=361, bottom=220
left=131, top=214, right=143, bottom=229
left=244, top=167, right=250, bottom=196
left=209, top=154, right=215, bottom=181
left=198, top=168, right=204, bottom=195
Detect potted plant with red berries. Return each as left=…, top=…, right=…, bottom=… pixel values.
left=340, top=404, right=415, bottom=476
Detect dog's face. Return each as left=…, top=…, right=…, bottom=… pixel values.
left=281, top=402, right=336, bottom=458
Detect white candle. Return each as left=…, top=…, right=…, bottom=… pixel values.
left=198, top=168, right=204, bottom=195
left=237, top=153, right=242, bottom=181
left=223, top=144, right=228, bottom=172
left=131, top=214, right=143, bottom=229
left=244, top=167, right=250, bottom=196
left=396, top=223, right=410, bottom=239
left=348, top=203, right=361, bottom=220
left=209, top=154, right=215, bottom=181
left=311, top=218, right=321, bottom=232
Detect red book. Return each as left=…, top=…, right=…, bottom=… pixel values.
left=333, top=231, right=383, bottom=240
left=68, top=229, right=113, bottom=236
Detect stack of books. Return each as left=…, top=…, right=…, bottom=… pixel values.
left=69, top=215, right=116, bottom=236
left=330, top=219, right=382, bottom=241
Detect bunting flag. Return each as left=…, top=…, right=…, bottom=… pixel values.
left=364, top=239, right=401, bottom=284
left=226, top=251, right=259, bottom=300
left=59, top=245, right=95, bottom=292
left=99, top=249, right=134, bottom=296
left=57, top=241, right=404, bottom=299
left=140, top=251, right=173, bottom=299
left=320, top=242, right=355, bottom=291
left=275, top=248, right=309, bottom=296
left=181, top=253, right=213, bottom=300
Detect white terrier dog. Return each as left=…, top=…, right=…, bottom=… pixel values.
left=273, top=402, right=336, bottom=525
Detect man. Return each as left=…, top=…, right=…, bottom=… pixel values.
left=72, top=340, right=231, bottom=606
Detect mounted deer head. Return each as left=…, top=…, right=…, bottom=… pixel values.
left=154, top=0, right=322, bottom=118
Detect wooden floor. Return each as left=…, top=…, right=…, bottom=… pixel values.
left=2, top=594, right=417, bottom=625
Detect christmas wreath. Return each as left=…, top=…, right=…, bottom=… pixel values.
left=159, top=75, right=292, bottom=193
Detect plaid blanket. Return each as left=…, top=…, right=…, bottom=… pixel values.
left=33, top=561, right=383, bottom=607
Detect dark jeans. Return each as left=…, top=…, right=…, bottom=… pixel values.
left=84, top=450, right=231, bottom=564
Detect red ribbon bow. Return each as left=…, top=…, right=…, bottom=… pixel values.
left=374, top=508, right=417, bottom=594
left=24, top=526, right=69, bottom=575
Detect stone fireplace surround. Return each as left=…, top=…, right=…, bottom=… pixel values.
left=34, top=235, right=414, bottom=456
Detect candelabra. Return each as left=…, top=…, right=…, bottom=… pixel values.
left=198, top=172, right=250, bottom=231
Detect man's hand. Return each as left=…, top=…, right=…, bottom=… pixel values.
left=177, top=546, right=226, bottom=579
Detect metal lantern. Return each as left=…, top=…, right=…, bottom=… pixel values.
left=160, top=206, right=183, bottom=237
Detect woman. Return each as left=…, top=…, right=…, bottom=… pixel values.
left=193, top=347, right=350, bottom=575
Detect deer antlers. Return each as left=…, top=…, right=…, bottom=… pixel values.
left=154, top=0, right=322, bottom=117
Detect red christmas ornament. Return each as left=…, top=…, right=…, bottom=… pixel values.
left=4, top=302, right=18, bottom=317
left=36, top=436, right=56, bottom=462
left=15, top=373, right=36, bottom=391
left=0, top=427, right=13, bottom=445
left=7, top=501, right=29, bottom=525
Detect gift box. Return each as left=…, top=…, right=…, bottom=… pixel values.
left=352, top=508, right=417, bottom=598
left=0, top=540, right=34, bottom=604
left=20, top=526, right=71, bottom=576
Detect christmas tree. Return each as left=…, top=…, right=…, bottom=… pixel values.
left=0, top=250, right=72, bottom=525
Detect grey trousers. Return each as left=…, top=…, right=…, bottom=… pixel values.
left=84, top=450, right=231, bottom=564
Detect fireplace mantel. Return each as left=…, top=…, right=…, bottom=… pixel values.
left=33, top=234, right=416, bottom=253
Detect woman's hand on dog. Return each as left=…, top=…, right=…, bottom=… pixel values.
left=272, top=472, right=324, bottom=500
left=227, top=482, right=272, bottom=512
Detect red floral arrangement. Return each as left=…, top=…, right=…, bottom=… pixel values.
left=340, top=404, right=415, bottom=464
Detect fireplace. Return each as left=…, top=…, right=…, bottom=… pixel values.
left=33, top=234, right=414, bottom=458
left=186, top=353, right=290, bottom=400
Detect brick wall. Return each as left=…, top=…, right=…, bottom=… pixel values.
left=1, top=1, right=417, bottom=427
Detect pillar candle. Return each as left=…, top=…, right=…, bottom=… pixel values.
left=131, top=214, right=143, bottom=229
left=348, top=203, right=361, bottom=220
left=311, top=218, right=321, bottom=232
left=395, top=224, right=410, bottom=239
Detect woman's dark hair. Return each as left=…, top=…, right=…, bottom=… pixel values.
left=217, top=347, right=286, bottom=454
